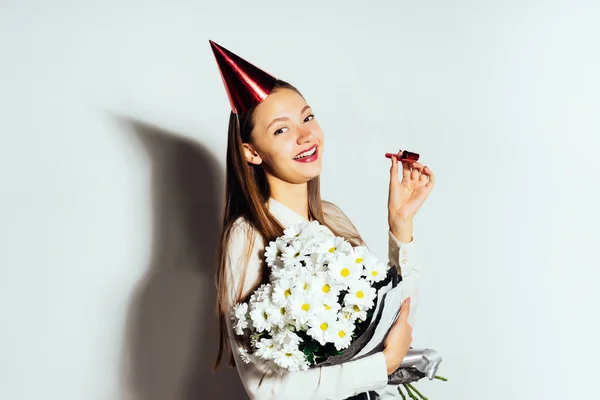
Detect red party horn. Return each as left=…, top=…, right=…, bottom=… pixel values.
left=385, top=150, right=420, bottom=162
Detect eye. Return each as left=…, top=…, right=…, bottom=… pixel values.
left=304, top=114, right=315, bottom=123
left=274, top=127, right=289, bottom=135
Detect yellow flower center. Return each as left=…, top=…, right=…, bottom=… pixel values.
left=371, top=270, right=378, bottom=276
left=286, top=353, right=292, bottom=357
left=280, top=307, right=286, bottom=315
left=304, top=283, right=310, bottom=290
left=328, top=247, right=336, bottom=253
left=301, top=303, right=310, bottom=311
left=340, top=268, right=350, bottom=277
left=353, top=305, right=360, bottom=312
left=322, top=284, right=330, bottom=293
left=320, top=322, right=328, bottom=331
left=263, top=312, right=268, bottom=319
left=324, top=304, right=331, bottom=310
left=294, top=252, right=300, bottom=258
left=338, top=330, right=346, bottom=338
left=284, top=289, right=292, bottom=297
left=355, top=257, right=364, bottom=264
left=356, top=291, right=364, bottom=299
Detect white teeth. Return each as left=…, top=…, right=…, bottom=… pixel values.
left=294, top=147, right=316, bottom=159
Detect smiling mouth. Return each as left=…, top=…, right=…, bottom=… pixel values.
left=293, top=145, right=318, bottom=160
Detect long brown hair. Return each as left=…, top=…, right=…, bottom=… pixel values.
left=212, top=80, right=363, bottom=370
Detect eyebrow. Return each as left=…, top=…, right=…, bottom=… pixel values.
left=266, top=105, right=312, bottom=130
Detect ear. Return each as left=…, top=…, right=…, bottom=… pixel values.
left=242, top=143, right=263, bottom=165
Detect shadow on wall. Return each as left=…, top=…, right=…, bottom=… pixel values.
left=116, top=117, right=246, bottom=400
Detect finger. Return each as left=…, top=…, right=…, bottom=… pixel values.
left=402, top=158, right=411, bottom=181
left=409, top=162, right=424, bottom=170
left=424, top=166, right=435, bottom=188
left=389, top=152, right=399, bottom=187
left=411, top=167, right=420, bottom=181
left=398, top=297, right=411, bottom=323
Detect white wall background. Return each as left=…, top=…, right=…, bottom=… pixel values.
left=1, top=0, right=599, bottom=399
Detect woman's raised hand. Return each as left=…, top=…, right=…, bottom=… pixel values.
left=388, top=150, right=435, bottom=237
left=382, top=297, right=413, bottom=375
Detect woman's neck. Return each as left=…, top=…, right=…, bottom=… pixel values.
left=269, top=181, right=310, bottom=221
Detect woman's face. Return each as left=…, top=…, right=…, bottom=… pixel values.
left=243, top=88, right=324, bottom=185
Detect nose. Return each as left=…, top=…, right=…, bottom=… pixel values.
left=296, top=125, right=314, bottom=144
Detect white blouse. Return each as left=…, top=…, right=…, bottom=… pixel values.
left=224, top=197, right=422, bottom=399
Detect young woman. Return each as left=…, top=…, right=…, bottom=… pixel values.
left=209, top=40, right=435, bottom=400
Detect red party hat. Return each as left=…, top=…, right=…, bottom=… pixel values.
left=209, top=40, right=277, bottom=114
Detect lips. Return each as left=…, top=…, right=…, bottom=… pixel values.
left=294, top=144, right=318, bottom=159
left=293, top=144, right=319, bottom=163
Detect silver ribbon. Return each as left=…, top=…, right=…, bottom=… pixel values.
left=398, top=348, right=442, bottom=380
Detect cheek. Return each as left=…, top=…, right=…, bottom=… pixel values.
left=314, top=125, right=325, bottom=142
left=263, top=139, right=296, bottom=165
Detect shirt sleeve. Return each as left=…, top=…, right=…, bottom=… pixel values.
left=224, top=218, right=389, bottom=400
left=387, top=230, right=421, bottom=330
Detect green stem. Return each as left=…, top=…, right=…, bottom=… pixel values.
left=434, top=375, right=448, bottom=381
left=407, top=383, right=428, bottom=400
left=403, top=384, right=419, bottom=400
left=397, top=385, right=408, bottom=400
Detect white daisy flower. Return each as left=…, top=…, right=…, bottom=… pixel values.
left=318, top=293, right=342, bottom=318
left=238, top=346, right=259, bottom=364
left=364, top=260, right=387, bottom=283
left=265, top=302, right=288, bottom=329
left=254, top=337, right=278, bottom=360
left=271, top=259, right=301, bottom=281
left=342, top=304, right=368, bottom=322
left=295, top=269, right=323, bottom=296
left=272, top=343, right=309, bottom=372
left=250, top=283, right=272, bottom=303
left=297, top=220, right=320, bottom=238
left=249, top=299, right=275, bottom=333
left=307, top=313, right=337, bottom=345
left=318, top=236, right=353, bottom=258
left=344, top=280, right=376, bottom=308
left=265, top=238, right=287, bottom=268
left=282, top=223, right=305, bottom=240
left=289, top=293, right=322, bottom=324
left=327, top=253, right=363, bottom=285
left=311, top=272, right=342, bottom=298
left=281, top=240, right=305, bottom=268
left=231, top=302, right=249, bottom=335
left=331, top=319, right=355, bottom=350
left=306, top=251, right=328, bottom=274
left=272, top=330, right=303, bottom=348
left=352, top=246, right=376, bottom=268
left=338, top=307, right=354, bottom=322
left=271, top=276, right=296, bottom=306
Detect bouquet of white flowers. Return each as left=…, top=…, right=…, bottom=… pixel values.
left=231, top=220, right=388, bottom=373
left=231, top=220, right=445, bottom=398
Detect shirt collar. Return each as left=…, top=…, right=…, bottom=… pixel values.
left=267, top=197, right=310, bottom=228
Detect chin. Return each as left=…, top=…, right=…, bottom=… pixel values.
left=304, top=169, right=322, bottom=182
left=288, top=159, right=323, bottom=183
left=294, top=168, right=322, bottom=184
